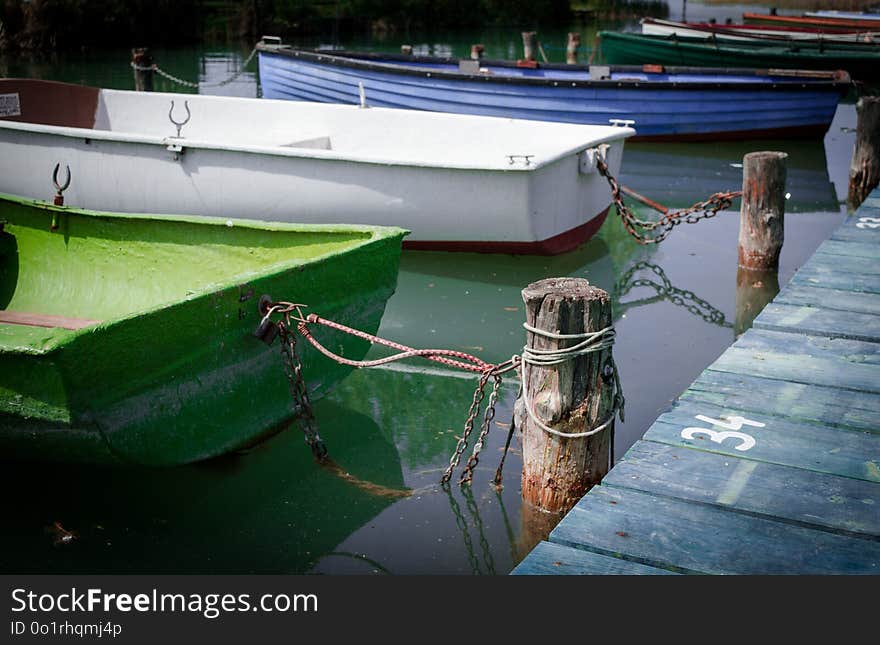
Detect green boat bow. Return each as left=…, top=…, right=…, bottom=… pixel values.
left=0, top=193, right=406, bottom=465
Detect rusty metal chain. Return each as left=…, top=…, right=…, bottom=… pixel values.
left=616, top=261, right=730, bottom=326
left=277, top=317, right=328, bottom=460
left=441, top=371, right=491, bottom=485
left=458, top=375, right=503, bottom=485
left=597, top=157, right=740, bottom=245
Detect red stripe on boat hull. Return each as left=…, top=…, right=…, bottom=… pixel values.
left=402, top=206, right=610, bottom=255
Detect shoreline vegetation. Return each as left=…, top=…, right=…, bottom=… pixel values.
left=0, top=0, right=667, bottom=52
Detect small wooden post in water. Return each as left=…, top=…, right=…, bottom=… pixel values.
left=738, top=151, right=787, bottom=271
left=470, top=44, right=485, bottom=60
left=521, top=31, right=538, bottom=62
left=848, top=96, right=880, bottom=210
left=518, top=278, right=614, bottom=515
left=131, top=48, right=154, bottom=92
left=566, top=32, right=580, bottom=64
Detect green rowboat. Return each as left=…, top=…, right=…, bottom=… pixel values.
left=598, top=30, right=878, bottom=79
left=0, top=193, right=406, bottom=466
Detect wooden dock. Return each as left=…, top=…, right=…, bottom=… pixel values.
left=512, top=193, right=880, bottom=575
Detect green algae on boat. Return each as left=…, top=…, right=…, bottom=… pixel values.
left=0, top=193, right=407, bottom=465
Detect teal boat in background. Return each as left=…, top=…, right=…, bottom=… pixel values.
left=598, top=30, right=877, bottom=80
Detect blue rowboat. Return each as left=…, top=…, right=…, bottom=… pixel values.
left=256, top=43, right=850, bottom=142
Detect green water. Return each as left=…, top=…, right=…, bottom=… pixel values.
left=0, top=3, right=855, bottom=574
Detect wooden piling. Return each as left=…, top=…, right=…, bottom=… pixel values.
left=518, top=277, right=614, bottom=515
left=131, top=48, right=154, bottom=92
left=470, top=44, right=485, bottom=60
left=566, top=33, right=581, bottom=64
left=847, top=96, right=880, bottom=210
left=521, top=31, right=538, bottom=62
left=738, top=151, right=787, bottom=271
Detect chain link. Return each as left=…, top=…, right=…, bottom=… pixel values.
left=616, top=261, right=730, bottom=326
left=131, top=46, right=258, bottom=89
left=597, top=157, right=740, bottom=245
left=278, top=318, right=327, bottom=460
left=440, top=371, right=491, bottom=485
left=458, top=375, right=503, bottom=485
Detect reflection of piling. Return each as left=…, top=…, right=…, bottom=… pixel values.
left=848, top=96, right=880, bottom=210
left=738, top=151, right=787, bottom=271
left=734, top=267, right=780, bottom=336
left=131, top=48, right=154, bottom=92
left=566, top=33, right=581, bottom=64
left=518, top=501, right=564, bottom=559
left=521, top=31, right=538, bottom=62
left=519, top=278, right=614, bottom=515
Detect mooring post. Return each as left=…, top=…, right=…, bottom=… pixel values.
left=518, top=278, right=615, bottom=515
left=566, top=32, right=580, bottom=64
left=521, top=31, right=538, bottom=62
left=400, top=44, right=413, bottom=56
left=738, top=151, right=787, bottom=271
left=131, top=47, right=154, bottom=92
left=848, top=96, right=880, bottom=210
left=470, top=44, right=485, bottom=60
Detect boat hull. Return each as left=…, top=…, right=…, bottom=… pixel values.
left=601, top=30, right=879, bottom=80
left=0, top=195, right=406, bottom=465
left=0, top=79, right=631, bottom=255
left=257, top=48, right=846, bottom=141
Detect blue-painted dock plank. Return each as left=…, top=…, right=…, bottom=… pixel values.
left=550, top=486, right=880, bottom=575
left=752, top=302, right=880, bottom=342
left=644, top=399, right=880, bottom=482
left=605, top=440, right=880, bottom=538
left=709, top=329, right=880, bottom=393
left=774, top=284, right=880, bottom=316
left=514, top=187, right=880, bottom=576
left=681, top=371, right=880, bottom=434
left=510, top=540, right=678, bottom=575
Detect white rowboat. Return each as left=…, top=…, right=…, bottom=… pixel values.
left=0, top=79, right=634, bottom=254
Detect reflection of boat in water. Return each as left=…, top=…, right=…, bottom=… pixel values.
left=620, top=140, right=839, bottom=213
left=0, top=401, right=406, bottom=573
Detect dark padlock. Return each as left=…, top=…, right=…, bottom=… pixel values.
left=253, top=316, right=279, bottom=345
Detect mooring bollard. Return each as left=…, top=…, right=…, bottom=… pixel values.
left=566, top=32, right=580, bottom=64
left=738, top=151, right=787, bottom=271
left=470, top=44, right=485, bottom=60
left=131, top=47, right=154, bottom=92
left=848, top=96, right=880, bottom=210
left=521, top=31, right=538, bottom=62
left=518, top=277, right=615, bottom=515
left=734, top=267, right=780, bottom=336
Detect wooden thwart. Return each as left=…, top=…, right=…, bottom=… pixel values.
left=0, top=310, right=100, bottom=330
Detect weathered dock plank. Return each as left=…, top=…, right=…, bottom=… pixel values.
left=550, top=486, right=880, bottom=574
left=709, top=329, right=880, bottom=393
left=752, top=302, right=880, bottom=342
left=644, top=399, right=880, bottom=482
left=832, top=212, right=880, bottom=242
left=511, top=540, right=678, bottom=575
left=682, top=370, right=880, bottom=434
left=774, top=284, right=880, bottom=316
left=790, top=263, right=880, bottom=294
left=605, top=441, right=880, bottom=538
left=818, top=239, right=880, bottom=260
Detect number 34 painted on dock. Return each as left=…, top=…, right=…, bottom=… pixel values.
left=681, top=415, right=763, bottom=451
left=856, top=216, right=880, bottom=229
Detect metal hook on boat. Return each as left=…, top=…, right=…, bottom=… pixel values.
left=52, top=162, right=71, bottom=208
left=168, top=100, right=191, bottom=137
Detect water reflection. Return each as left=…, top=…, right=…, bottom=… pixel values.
left=621, top=139, right=838, bottom=213
left=734, top=267, right=781, bottom=336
